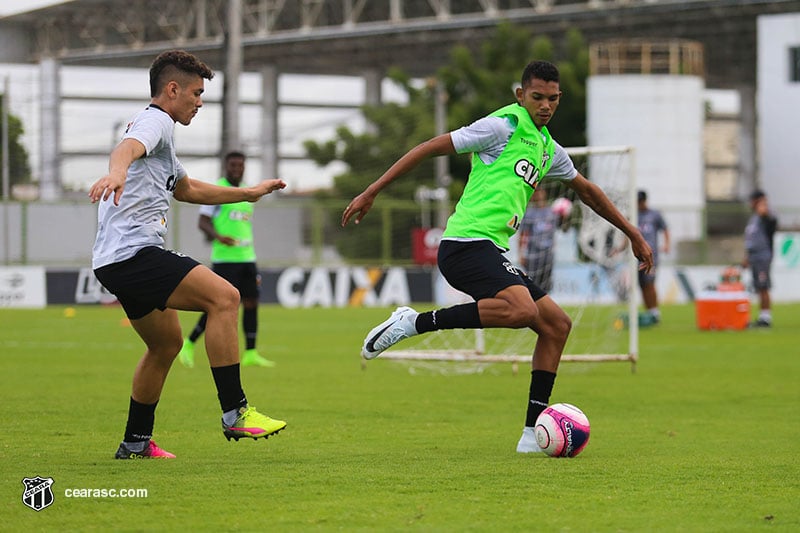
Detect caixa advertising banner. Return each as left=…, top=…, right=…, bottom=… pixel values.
left=46, top=266, right=434, bottom=308
left=0, top=266, right=46, bottom=308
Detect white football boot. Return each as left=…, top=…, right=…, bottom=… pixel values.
left=361, top=306, right=419, bottom=359
left=516, top=426, right=543, bottom=453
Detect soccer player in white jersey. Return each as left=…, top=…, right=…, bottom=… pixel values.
left=342, top=60, right=653, bottom=453
left=89, top=50, right=287, bottom=459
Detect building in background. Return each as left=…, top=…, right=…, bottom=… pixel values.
left=757, top=13, right=800, bottom=230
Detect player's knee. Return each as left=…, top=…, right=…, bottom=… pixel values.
left=147, top=334, right=183, bottom=362
left=214, top=283, right=241, bottom=313
left=535, top=311, right=572, bottom=341
left=552, top=312, right=572, bottom=341
left=167, top=335, right=184, bottom=359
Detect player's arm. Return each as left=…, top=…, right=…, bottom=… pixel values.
left=88, top=138, right=147, bottom=205
left=196, top=214, right=231, bottom=246
left=174, top=177, right=286, bottom=204
left=567, top=173, right=654, bottom=271
left=198, top=213, right=235, bottom=246
left=342, top=133, right=456, bottom=226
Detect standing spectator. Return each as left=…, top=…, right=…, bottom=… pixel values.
left=518, top=188, right=568, bottom=293
left=636, top=190, right=670, bottom=323
left=743, top=190, right=778, bottom=327
left=179, top=151, right=275, bottom=368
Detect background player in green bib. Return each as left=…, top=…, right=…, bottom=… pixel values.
left=342, top=60, right=653, bottom=453
left=179, top=151, right=275, bottom=368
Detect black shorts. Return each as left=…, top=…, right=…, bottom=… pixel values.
left=437, top=239, right=547, bottom=302
left=212, top=262, right=260, bottom=299
left=749, top=258, right=772, bottom=291
left=94, top=246, right=200, bottom=320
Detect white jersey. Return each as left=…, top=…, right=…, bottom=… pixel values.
left=450, top=115, right=578, bottom=181
left=92, top=105, right=187, bottom=269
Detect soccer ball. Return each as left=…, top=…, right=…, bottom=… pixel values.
left=534, top=403, right=591, bottom=457
left=551, top=197, right=573, bottom=218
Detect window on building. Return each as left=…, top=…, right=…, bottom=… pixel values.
left=791, top=46, right=800, bottom=82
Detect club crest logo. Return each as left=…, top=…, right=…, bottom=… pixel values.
left=22, top=476, right=55, bottom=511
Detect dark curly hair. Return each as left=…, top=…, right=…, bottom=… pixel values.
left=149, top=50, right=214, bottom=97
left=521, top=60, right=560, bottom=88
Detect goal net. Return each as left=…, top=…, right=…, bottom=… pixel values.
left=380, top=146, right=639, bottom=372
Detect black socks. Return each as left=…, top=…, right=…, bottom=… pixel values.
left=123, top=397, right=157, bottom=445
left=189, top=313, right=208, bottom=343
left=211, top=363, right=247, bottom=413
left=415, top=302, right=482, bottom=333
left=243, top=307, right=258, bottom=350
left=525, top=370, right=557, bottom=427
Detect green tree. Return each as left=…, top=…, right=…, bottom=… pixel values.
left=304, top=23, right=589, bottom=261
left=0, top=96, right=32, bottom=193
left=305, top=68, right=438, bottom=260
left=439, top=23, right=588, bottom=183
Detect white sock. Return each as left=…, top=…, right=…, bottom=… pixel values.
left=123, top=441, right=148, bottom=452
left=222, top=408, right=241, bottom=426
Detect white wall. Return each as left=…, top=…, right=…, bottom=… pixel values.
left=757, top=13, right=800, bottom=228
left=587, top=75, right=705, bottom=244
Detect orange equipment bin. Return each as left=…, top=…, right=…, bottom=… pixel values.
left=695, top=290, right=750, bottom=330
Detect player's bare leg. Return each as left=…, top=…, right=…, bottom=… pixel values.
left=129, top=308, right=184, bottom=403
left=485, top=287, right=572, bottom=453
left=167, top=266, right=286, bottom=441
left=641, top=282, right=660, bottom=322
left=115, top=308, right=184, bottom=459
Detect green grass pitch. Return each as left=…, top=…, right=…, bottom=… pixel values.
left=1, top=303, right=798, bottom=531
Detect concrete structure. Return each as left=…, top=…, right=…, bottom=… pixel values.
left=2, top=0, right=800, bottom=201
left=757, top=13, right=800, bottom=230
left=587, top=40, right=705, bottom=244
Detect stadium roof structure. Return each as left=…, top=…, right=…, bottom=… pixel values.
left=1, top=0, right=800, bottom=88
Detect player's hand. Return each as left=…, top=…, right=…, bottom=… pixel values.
left=247, top=179, right=286, bottom=201
left=632, top=237, right=654, bottom=273
left=88, top=171, right=127, bottom=205
left=342, top=190, right=376, bottom=227
left=217, top=236, right=237, bottom=246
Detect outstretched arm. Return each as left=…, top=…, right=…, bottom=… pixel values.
left=567, top=173, right=654, bottom=272
left=173, top=177, right=286, bottom=204
left=88, top=138, right=147, bottom=205
left=341, top=133, right=455, bottom=226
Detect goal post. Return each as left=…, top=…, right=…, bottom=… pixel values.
left=380, top=145, right=639, bottom=372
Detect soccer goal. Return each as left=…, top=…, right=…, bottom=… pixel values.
left=380, top=146, right=640, bottom=372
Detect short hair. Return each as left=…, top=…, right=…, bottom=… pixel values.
left=638, top=190, right=647, bottom=202
left=225, top=150, right=246, bottom=162
left=750, top=189, right=766, bottom=202
left=149, top=50, right=214, bottom=97
left=521, top=60, right=560, bottom=87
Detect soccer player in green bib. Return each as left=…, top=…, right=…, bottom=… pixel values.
left=179, top=151, right=275, bottom=368
left=342, top=60, right=653, bottom=453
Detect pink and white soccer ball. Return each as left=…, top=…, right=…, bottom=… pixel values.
left=551, top=197, right=573, bottom=218
left=534, top=403, right=591, bottom=458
